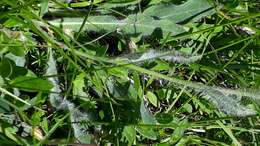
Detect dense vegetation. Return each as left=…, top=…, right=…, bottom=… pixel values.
left=0, top=0, right=260, bottom=145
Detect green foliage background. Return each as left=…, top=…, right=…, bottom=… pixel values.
left=0, top=0, right=260, bottom=145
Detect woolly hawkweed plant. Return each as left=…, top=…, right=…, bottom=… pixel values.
left=117, top=49, right=259, bottom=117
left=1, top=0, right=260, bottom=145
left=120, top=49, right=202, bottom=64
left=45, top=49, right=96, bottom=144
left=198, top=88, right=257, bottom=117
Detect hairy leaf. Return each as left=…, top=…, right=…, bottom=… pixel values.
left=122, top=49, right=201, bottom=64
left=45, top=49, right=64, bottom=108
left=136, top=101, right=157, bottom=140
left=200, top=88, right=256, bottom=117
left=48, top=14, right=186, bottom=37
left=10, top=76, right=53, bottom=91
left=46, top=49, right=94, bottom=144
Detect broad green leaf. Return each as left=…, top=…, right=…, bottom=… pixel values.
left=122, top=126, right=136, bottom=145
left=73, top=73, right=88, bottom=98
left=10, top=76, right=53, bottom=91
left=0, top=58, right=27, bottom=79
left=0, top=58, right=13, bottom=78
left=152, top=60, right=170, bottom=71
left=171, top=119, right=189, bottom=142
left=3, top=19, right=22, bottom=27
left=107, top=67, right=128, bottom=78
left=146, top=91, right=158, bottom=107
left=9, top=45, right=25, bottom=56
left=140, top=100, right=156, bottom=124
left=99, top=110, right=105, bottom=119
left=183, top=103, right=193, bottom=113
left=127, top=84, right=138, bottom=102
left=48, top=14, right=186, bottom=37
left=41, top=117, right=49, bottom=134
left=135, top=126, right=157, bottom=140
left=31, top=111, right=45, bottom=125
left=136, top=100, right=157, bottom=140
left=155, top=113, right=173, bottom=124
left=4, top=127, right=20, bottom=145
left=175, top=136, right=192, bottom=146
left=40, top=0, right=49, bottom=17
left=143, top=0, right=215, bottom=23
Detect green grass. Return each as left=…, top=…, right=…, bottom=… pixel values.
left=0, top=0, right=260, bottom=145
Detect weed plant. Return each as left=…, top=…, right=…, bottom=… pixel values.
left=0, top=0, right=260, bottom=145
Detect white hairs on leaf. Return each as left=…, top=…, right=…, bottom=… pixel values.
left=46, top=49, right=93, bottom=144
left=199, top=88, right=256, bottom=117
left=126, top=49, right=201, bottom=64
